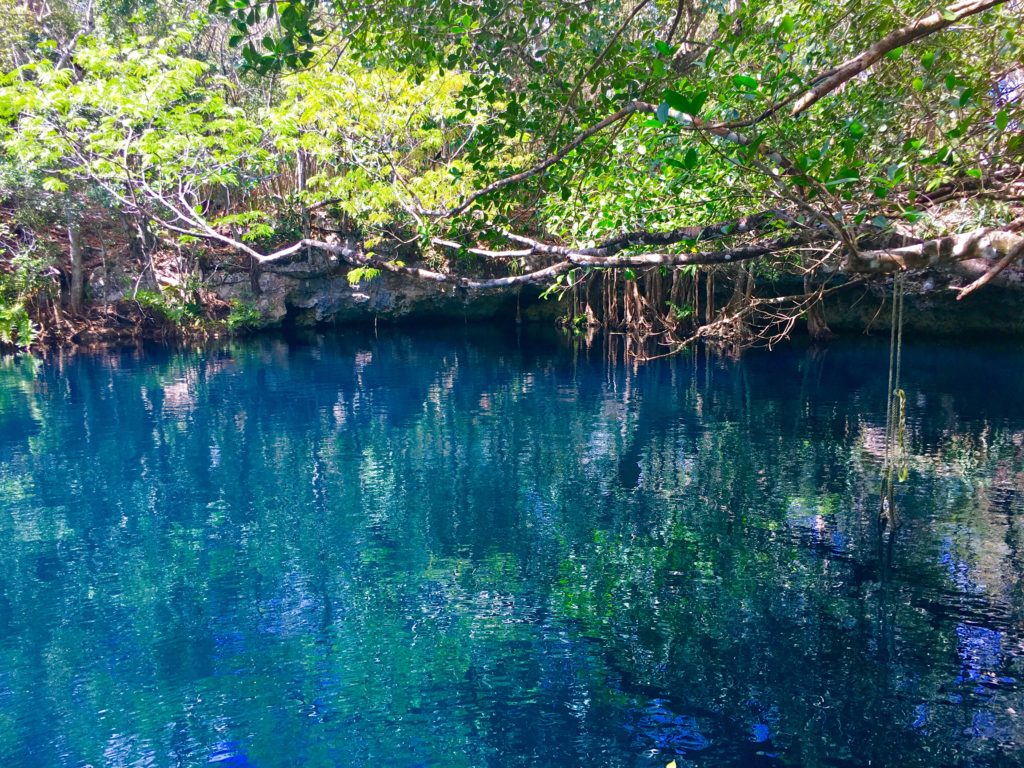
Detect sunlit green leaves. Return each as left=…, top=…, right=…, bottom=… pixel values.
left=0, top=32, right=275, bottom=246
left=266, top=51, right=507, bottom=229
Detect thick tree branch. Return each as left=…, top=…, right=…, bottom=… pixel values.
left=955, top=237, right=1024, bottom=299
left=849, top=221, right=1024, bottom=273
left=432, top=210, right=786, bottom=261
left=699, top=0, right=1005, bottom=133
left=564, top=232, right=824, bottom=267
left=444, top=231, right=830, bottom=289
left=790, top=0, right=1004, bottom=116
left=436, top=0, right=1005, bottom=224
left=572, top=210, right=786, bottom=256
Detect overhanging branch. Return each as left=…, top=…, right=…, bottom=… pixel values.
left=790, top=0, right=1004, bottom=116
left=849, top=220, right=1024, bottom=273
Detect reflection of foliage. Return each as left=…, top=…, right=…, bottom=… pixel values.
left=0, top=352, right=39, bottom=407
left=1, top=336, right=1023, bottom=765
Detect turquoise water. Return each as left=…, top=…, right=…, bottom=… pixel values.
left=1, top=328, right=1023, bottom=767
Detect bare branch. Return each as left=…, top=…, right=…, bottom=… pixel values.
left=849, top=220, right=1024, bottom=272
left=956, top=237, right=1024, bottom=299
left=433, top=210, right=788, bottom=260
left=564, top=232, right=825, bottom=268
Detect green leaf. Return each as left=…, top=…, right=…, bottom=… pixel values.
left=661, top=89, right=687, bottom=113
left=732, top=74, right=758, bottom=90
left=688, top=90, right=709, bottom=115
left=41, top=176, right=68, bottom=193
left=995, top=109, right=1009, bottom=131
left=825, top=169, right=859, bottom=188
left=347, top=266, right=382, bottom=286
left=660, top=89, right=708, bottom=117
left=683, top=147, right=699, bottom=170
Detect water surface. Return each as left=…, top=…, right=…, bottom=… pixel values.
left=1, top=329, right=1023, bottom=767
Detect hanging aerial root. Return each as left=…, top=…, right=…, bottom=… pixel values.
left=880, top=271, right=907, bottom=530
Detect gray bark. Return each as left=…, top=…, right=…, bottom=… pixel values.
left=68, top=218, right=84, bottom=313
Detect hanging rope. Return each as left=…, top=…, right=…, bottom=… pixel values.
left=880, top=271, right=907, bottom=527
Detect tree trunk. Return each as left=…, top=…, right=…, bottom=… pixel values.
left=249, top=256, right=262, bottom=295
left=128, top=215, right=159, bottom=294
left=297, top=149, right=311, bottom=264
left=704, top=271, right=714, bottom=324
left=805, top=302, right=834, bottom=341
left=804, top=273, right=834, bottom=341
left=68, top=217, right=84, bottom=314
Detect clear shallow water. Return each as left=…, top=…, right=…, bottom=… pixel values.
left=1, top=328, right=1023, bottom=768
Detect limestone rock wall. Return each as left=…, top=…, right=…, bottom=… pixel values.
left=209, top=261, right=562, bottom=327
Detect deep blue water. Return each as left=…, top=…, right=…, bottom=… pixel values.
left=1, top=328, right=1023, bottom=767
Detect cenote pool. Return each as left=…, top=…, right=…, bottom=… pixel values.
left=1, top=328, right=1023, bottom=767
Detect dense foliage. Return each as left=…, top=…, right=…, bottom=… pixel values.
left=0, top=0, right=1022, bottom=350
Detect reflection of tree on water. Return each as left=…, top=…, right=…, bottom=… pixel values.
left=1, top=332, right=1023, bottom=766
left=549, top=336, right=1024, bottom=765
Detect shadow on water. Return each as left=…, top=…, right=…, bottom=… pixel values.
left=1, top=328, right=1023, bottom=767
